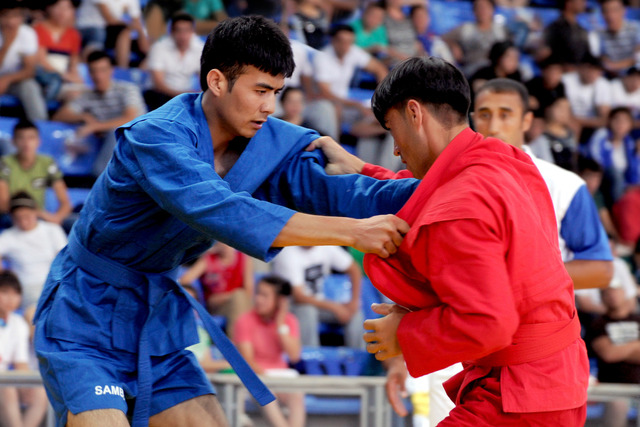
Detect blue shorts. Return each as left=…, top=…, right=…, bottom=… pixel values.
left=35, top=324, right=215, bottom=426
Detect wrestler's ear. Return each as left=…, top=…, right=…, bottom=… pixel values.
left=522, top=110, right=534, bottom=133
left=405, top=99, right=423, bottom=129
left=206, top=69, right=227, bottom=96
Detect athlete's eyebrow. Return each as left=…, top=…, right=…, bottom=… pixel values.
left=256, top=82, right=277, bottom=91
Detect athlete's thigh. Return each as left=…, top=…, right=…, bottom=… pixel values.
left=149, top=394, right=229, bottom=427
left=67, top=409, right=129, bottom=427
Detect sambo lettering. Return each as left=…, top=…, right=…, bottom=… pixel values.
left=95, top=385, right=125, bottom=399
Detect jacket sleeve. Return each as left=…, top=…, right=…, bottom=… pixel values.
left=397, top=219, right=519, bottom=377
left=362, top=163, right=414, bottom=180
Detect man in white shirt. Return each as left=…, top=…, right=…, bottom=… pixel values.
left=271, top=245, right=365, bottom=349
left=145, top=12, right=204, bottom=110
left=562, top=54, right=612, bottom=136
left=0, top=192, right=67, bottom=310
left=0, top=270, right=47, bottom=427
left=315, top=25, right=396, bottom=169
left=0, top=2, right=48, bottom=122
left=610, top=66, right=640, bottom=125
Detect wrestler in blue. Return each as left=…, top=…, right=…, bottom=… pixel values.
left=33, top=16, right=417, bottom=427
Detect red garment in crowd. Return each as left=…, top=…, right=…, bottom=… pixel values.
left=363, top=128, right=588, bottom=421
left=199, top=251, right=246, bottom=302
left=33, top=24, right=81, bottom=56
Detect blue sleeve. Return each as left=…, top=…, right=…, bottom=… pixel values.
left=560, top=185, right=613, bottom=261
left=120, top=120, right=295, bottom=261
left=256, top=149, right=419, bottom=218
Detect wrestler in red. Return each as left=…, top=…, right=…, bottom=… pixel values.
left=357, top=57, right=589, bottom=425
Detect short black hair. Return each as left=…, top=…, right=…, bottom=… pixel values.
left=409, top=4, right=427, bottom=17
left=13, top=119, right=38, bottom=135
left=280, top=86, right=304, bottom=104
left=372, top=56, right=470, bottom=129
left=87, top=50, right=112, bottom=65
left=329, top=24, right=355, bottom=38
left=259, top=275, right=292, bottom=296
left=170, top=11, right=195, bottom=30
left=608, top=106, right=633, bottom=122
left=0, top=270, right=21, bottom=295
left=0, top=0, right=24, bottom=11
left=474, top=0, right=496, bottom=9
left=538, top=55, right=565, bottom=70
left=577, top=154, right=602, bottom=174
left=200, top=15, right=294, bottom=92
left=475, top=78, right=530, bottom=114
left=488, top=41, right=516, bottom=67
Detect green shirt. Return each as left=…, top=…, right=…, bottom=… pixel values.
left=183, top=0, right=224, bottom=20
left=351, top=19, right=388, bottom=50
left=0, top=154, right=63, bottom=209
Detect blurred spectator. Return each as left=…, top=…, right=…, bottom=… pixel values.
left=143, top=0, right=184, bottom=42
left=0, top=192, right=67, bottom=310
left=181, top=0, right=228, bottom=36
left=0, top=1, right=48, bottom=122
left=443, top=0, right=509, bottom=77
left=470, top=41, right=522, bottom=94
left=597, top=0, right=640, bottom=77
left=289, top=0, right=330, bottom=50
left=0, top=119, right=72, bottom=225
left=539, top=0, right=591, bottom=67
left=0, top=271, right=47, bottom=427
left=52, top=50, right=146, bottom=176
left=576, top=236, right=638, bottom=315
left=578, top=156, right=621, bottom=241
left=145, top=12, right=204, bottom=110
left=315, top=25, right=390, bottom=163
left=585, top=107, right=639, bottom=204
left=612, top=186, right=640, bottom=247
left=381, top=0, right=423, bottom=66
left=277, top=86, right=316, bottom=129
left=233, top=0, right=283, bottom=21
left=271, top=245, right=364, bottom=349
left=33, top=0, right=83, bottom=102
left=235, top=275, right=305, bottom=427
left=562, top=54, right=611, bottom=138
left=525, top=56, right=566, bottom=119
left=610, top=66, right=640, bottom=124
left=351, top=1, right=389, bottom=58
left=179, top=241, right=253, bottom=339
left=409, top=4, right=454, bottom=64
left=182, top=283, right=232, bottom=373
left=285, top=38, right=339, bottom=139
left=586, top=283, right=640, bottom=427
left=528, top=97, right=579, bottom=171
left=75, top=0, right=149, bottom=67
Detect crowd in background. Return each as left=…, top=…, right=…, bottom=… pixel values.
left=0, top=0, right=639, bottom=425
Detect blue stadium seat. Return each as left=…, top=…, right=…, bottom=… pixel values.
left=428, top=1, right=475, bottom=36
left=44, top=187, right=91, bottom=213
left=35, top=120, right=99, bottom=176
left=113, top=67, right=151, bottom=89
left=299, top=346, right=371, bottom=376
left=360, top=277, right=382, bottom=321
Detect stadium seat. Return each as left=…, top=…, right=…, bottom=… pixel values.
left=299, top=346, right=372, bottom=376
left=44, top=187, right=91, bottom=213
left=35, top=120, right=99, bottom=176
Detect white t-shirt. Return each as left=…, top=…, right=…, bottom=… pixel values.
left=0, top=25, right=38, bottom=76
left=609, top=78, right=640, bottom=118
left=148, top=35, right=204, bottom=92
left=316, top=44, right=372, bottom=99
left=0, top=313, right=29, bottom=371
left=270, top=246, right=353, bottom=298
left=0, top=222, right=67, bottom=309
left=286, top=39, right=316, bottom=88
left=562, top=71, right=611, bottom=118
left=76, top=0, right=141, bottom=29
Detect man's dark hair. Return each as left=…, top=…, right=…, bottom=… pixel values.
left=538, top=55, right=565, bottom=70
left=170, top=12, right=195, bottom=31
left=0, top=270, right=21, bottom=295
left=200, top=16, right=294, bottom=92
left=409, top=4, right=426, bottom=17
left=260, top=275, right=292, bottom=296
left=608, top=106, right=633, bottom=122
left=87, top=50, right=112, bottom=65
left=13, top=119, right=38, bottom=135
left=474, top=0, right=496, bottom=9
left=475, top=78, right=530, bottom=114
left=0, top=0, right=23, bottom=11
left=599, top=0, right=623, bottom=6
left=372, top=56, right=470, bottom=129
left=329, top=24, right=355, bottom=38
left=577, top=154, right=602, bottom=174
left=488, top=41, right=515, bottom=67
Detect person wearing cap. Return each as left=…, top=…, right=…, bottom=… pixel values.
left=586, top=279, right=640, bottom=427
left=0, top=191, right=67, bottom=310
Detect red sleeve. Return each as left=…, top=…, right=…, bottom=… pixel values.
left=33, top=24, right=48, bottom=46
left=397, top=219, right=519, bottom=378
left=362, top=163, right=414, bottom=180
